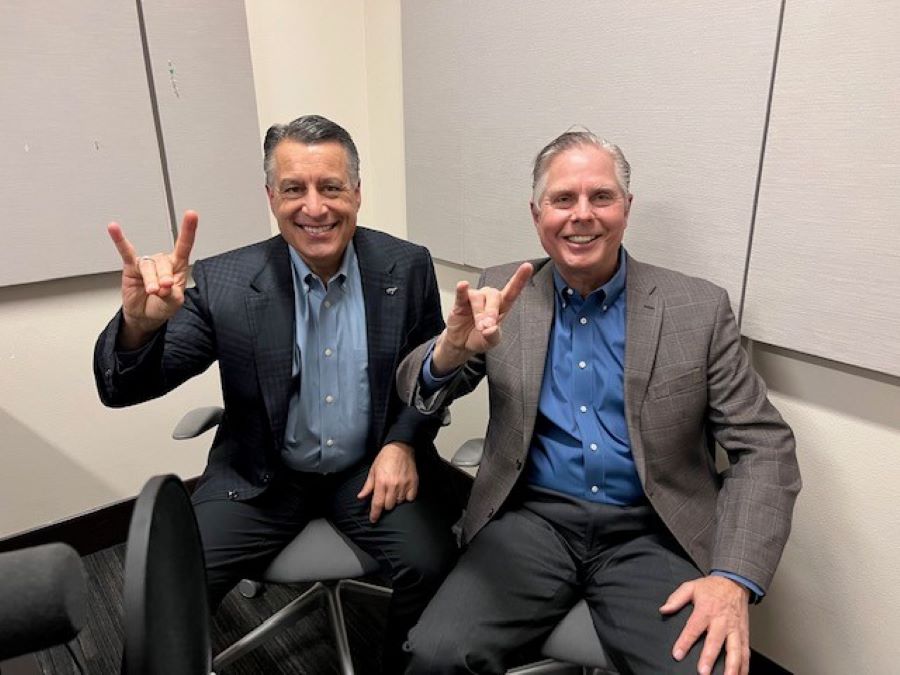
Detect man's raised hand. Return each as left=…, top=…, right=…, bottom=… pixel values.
left=432, top=262, right=533, bottom=375
left=108, top=211, right=198, bottom=349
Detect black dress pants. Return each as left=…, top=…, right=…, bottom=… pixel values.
left=406, top=486, right=726, bottom=675
left=193, top=454, right=461, bottom=673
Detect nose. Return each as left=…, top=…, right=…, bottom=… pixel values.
left=571, top=194, right=592, bottom=221
left=300, top=189, right=327, bottom=219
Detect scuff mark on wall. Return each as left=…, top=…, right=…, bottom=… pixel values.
left=94, top=140, right=101, bottom=151
left=168, top=60, right=180, bottom=98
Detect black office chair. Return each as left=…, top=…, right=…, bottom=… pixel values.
left=121, top=474, right=211, bottom=675
left=173, top=407, right=391, bottom=675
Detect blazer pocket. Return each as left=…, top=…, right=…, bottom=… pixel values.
left=649, top=367, right=705, bottom=400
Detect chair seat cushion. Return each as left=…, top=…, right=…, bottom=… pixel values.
left=262, top=519, right=381, bottom=584
left=541, top=600, right=612, bottom=669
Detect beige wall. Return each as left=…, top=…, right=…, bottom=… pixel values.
left=2, top=1, right=899, bottom=669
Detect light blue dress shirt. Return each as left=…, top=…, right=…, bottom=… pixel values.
left=282, top=242, right=370, bottom=473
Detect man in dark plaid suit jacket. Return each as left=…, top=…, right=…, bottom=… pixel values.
left=94, top=115, right=459, bottom=671
left=398, top=131, right=800, bottom=675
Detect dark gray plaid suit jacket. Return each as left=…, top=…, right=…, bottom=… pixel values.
left=95, top=227, right=446, bottom=505
left=397, top=252, right=800, bottom=591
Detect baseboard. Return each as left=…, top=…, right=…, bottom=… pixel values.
left=0, top=476, right=199, bottom=557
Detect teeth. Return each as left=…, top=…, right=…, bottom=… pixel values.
left=301, top=223, right=336, bottom=234
left=566, top=235, right=597, bottom=244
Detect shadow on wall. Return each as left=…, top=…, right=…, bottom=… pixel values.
left=0, top=407, right=120, bottom=539
left=752, top=342, right=900, bottom=430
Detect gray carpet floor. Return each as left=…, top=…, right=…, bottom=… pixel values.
left=32, top=543, right=389, bottom=674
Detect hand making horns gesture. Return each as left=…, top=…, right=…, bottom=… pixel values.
left=107, top=210, right=198, bottom=349
left=431, top=262, right=533, bottom=375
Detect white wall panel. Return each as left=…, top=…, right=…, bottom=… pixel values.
left=403, top=1, right=782, bottom=306
left=0, top=0, right=171, bottom=286
left=141, top=0, right=271, bottom=260
left=743, top=1, right=900, bottom=376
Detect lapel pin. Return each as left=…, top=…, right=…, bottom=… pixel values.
left=385, top=286, right=398, bottom=295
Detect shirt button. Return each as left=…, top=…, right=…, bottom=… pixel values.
left=602, top=304, right=608, bottom=311
left=579, top=405, right=588, bottom=413
left=227, top=490, right=239, bottom=500
left=579, top=317, right=588, bottom=325
left=325, top=394, right=334, bottom=404
left=324, top=348, right=333, bottom=357
left=566, top=288, right=574, bottom=296
left=578, top=360, right=587, bottom=369
left=324, top=300, right=332, bottom=308
left=590, top=443, right=598, bottom=451
left=325, top=438, right=334, bottom=447
left=590, top=485, right=599, bottom=494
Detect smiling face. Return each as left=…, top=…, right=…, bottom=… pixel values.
left=266, top=140, right=361, bottom=280
left=531, top=144, right=632, bottom=295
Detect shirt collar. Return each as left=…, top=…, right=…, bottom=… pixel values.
left=552, top=246, right=628, bottom=308
left=288, top=240, right=356, bottom=292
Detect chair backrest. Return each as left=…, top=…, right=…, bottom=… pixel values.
left=121, top=475, right=210, bottom=675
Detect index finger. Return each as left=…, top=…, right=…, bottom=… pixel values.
left=107, top=222, right=138, bottom=267
left=172, top=210, right=198, bottom=265
left=500, top=262, right=533, bottom=312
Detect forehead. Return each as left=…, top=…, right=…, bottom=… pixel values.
left=543, top=145, right=617, bottom=189
left=272, top=140, right=350, bottom=181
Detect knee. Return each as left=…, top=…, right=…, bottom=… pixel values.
left=392, top=532, right=459, bottom=589
left=406, top=625, right=473, bottom=675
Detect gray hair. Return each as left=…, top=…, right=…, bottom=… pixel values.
left=263, top=115, right=360, bottom=188
left=531, top=130, right=631, bottom=204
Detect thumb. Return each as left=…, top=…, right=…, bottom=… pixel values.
left=357, top=473, right=375, bottom=500
left=660, top=581, right=694, bottom=614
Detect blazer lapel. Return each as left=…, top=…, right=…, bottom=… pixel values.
left=519, top=260, right=555, bottom=455
left=246, top=238, right=295, bottom=444
left=355, top=229, right=403, bottom=444
left=624, top=253, right=663, bottom=482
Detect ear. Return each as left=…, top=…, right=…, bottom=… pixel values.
left=265, top=184, right=277, bottom=211
left=624, top=193, right=634, bottom=216
left=353, top=180, right=362, bottom=210
left=530, top=201, right=540, bottom=227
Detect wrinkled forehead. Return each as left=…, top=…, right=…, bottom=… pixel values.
left=272, top=140, right=352, bottom=182
left=543, top=145, right=620, bottom=189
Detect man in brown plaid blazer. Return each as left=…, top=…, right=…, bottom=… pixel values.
left=94, top=115, right=459, bottom=672
left=397, top=131, right=800, bottom=674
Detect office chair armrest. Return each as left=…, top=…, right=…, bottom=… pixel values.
left=451, top=438, right=484, bottom=467
left=172, top=406, right=224, bottom=440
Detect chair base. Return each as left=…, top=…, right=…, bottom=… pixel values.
left=507, top=661, right=617, bottom=675
left=213, top=579, right=391, bottom=675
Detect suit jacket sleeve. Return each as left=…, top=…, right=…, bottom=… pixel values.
left=706, top=288, right=801, bottom=589
left=94, top=261, right=217, bottom=407
left=395, top=270, right=488, bottom=415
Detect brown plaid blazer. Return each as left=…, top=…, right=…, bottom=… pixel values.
left=95, top=227, right=446, bottom=505
left=397, top=252, right=800, bottom=591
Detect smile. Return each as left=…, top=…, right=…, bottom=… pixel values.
left=297, top=223, right=337, bottom=235
left=564, top=234, right=599, bottom=244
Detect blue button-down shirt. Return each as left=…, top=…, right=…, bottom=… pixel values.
left=282, top=242, right=370, bottom=473
left=526, top=250, right=644, bottom=504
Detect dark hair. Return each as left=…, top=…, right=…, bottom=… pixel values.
left=263, top=115, right=360, bottom=187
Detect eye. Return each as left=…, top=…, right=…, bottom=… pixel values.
left=551, top=193, right=574, bottom=207
left=591, top=191, right=616, bottom=206
left=281, top=185, right=304, bottom=197
left=321, top=184, right=345, bottom=197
